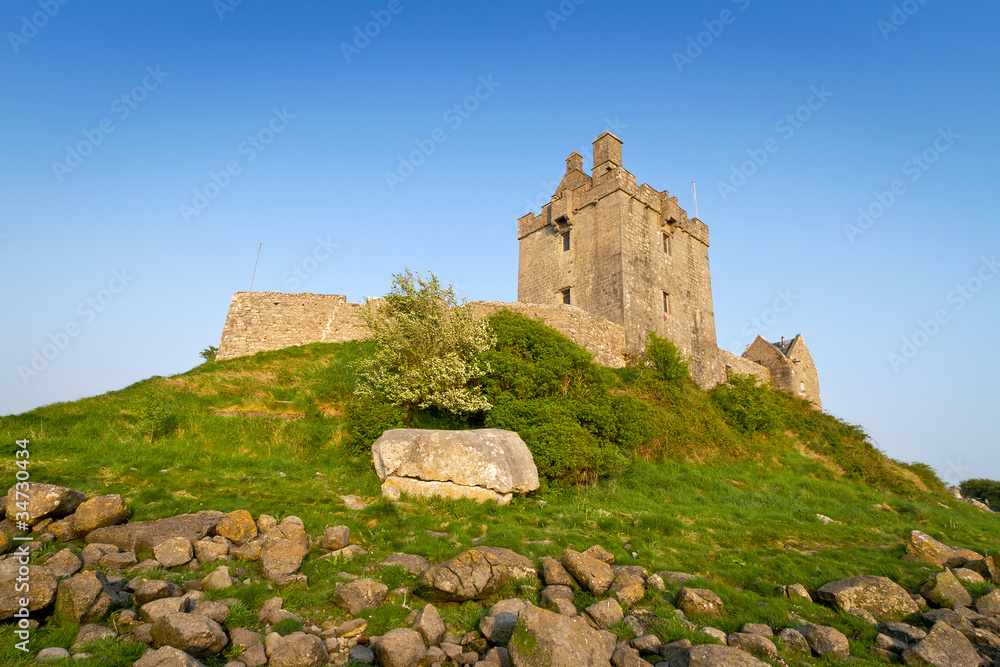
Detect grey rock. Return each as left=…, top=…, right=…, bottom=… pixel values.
left=924, top=607, right=975, bottom=630
left=194, top=540, right=229, bottom=564
left=919, top=569, right=975, bottom=609
left=5, top=482, right=83, bottom=526
left=611, top=643, right=653, bottom=667
left=36, top=647, right=72, bottom=664
left=903, top=530, right=982, bottom=568
left=331, top=578, right=388, bottom=615
left=134, top=645, right=208, bottom=666
left=875, top=632, right=909, bottom=652
left=676, top=588, right=723, bottom=616
left=140, top=597, right=190, bottom=623
left=507, top=604, right=615, bottom=666
left=473, top=546, right=537, bottom=581
left=202, top=566, right=235, bottom=592
left=379, top=552, right=430, bottom=576
left=776, top=627, right=810, bottom=653
left=666, top=644, right=770, bottom=666
left=80, top=542, right=119, bottom=568
left=372, top=428, right=540, bottom=494
left=699, top=626, right=727, bottom=644
left=154, top=537, right=194, bottom=568
left=322, top=525, right=350, bottom=551
left=964, top=628, right=1000, bottom=660
left=413, top=602, right=445, bottom=645
left=101, top=551, right=138, bottom=569
left=482, top=598, right=532, bottom=646
left=817, top=575, right=920, bottom=620
left=215, top=510, right=258, bottom=546
left=374, top=627, right=426, bottom=667
left=978, top=589, right=1000, bottom=617
left=795, top=624, right=850, bottom=659
left=268, top=632, right=330, bottom=667
left=585, top=597, right=624, bottom=629
left=725, top=633, right=778, bottom=661
left=582, top=545, right=615, bottom=564
left=879, top=621, right=927, bottom=644
left=739, top=623, right=772, bottom=637
left=0, top=560, right=57, bottom=620
left=72, top=622, right=117, bottom=650
left=86, top=511, right=224, bottom=552
left=541, top=557, right=575, bottom=587
left=151, top=611, right=228, bottom=658
left=192, top=600, right=229, bottom=624
left=901, top=620, right=984, bottom=666
left=609, top=572, right=645, bottom=607
left=655, top=571, right=697, bottom=584
left=561, top=549, right=614, bottom=595
left=55, top=571, right=118, bottom=623
left=417, top=548, right=509, bottom=601
left=135, top=580, right=181, bottom=607
left=44, top=548, right=83, bottom=578
left=73, top=494, right=130, bottom=534
left=349, top=644, right=376, bottom=664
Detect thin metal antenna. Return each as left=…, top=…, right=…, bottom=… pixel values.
left=249, top=243, right=262, bottom=292
left=692, top=181, right=698, bottom=219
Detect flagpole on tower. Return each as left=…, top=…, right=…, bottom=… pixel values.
left=692, top=181, right=698, bottom=219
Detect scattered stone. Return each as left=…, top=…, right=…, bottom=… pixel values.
left=699, top=626, right=727, bottom=644
left=777, top=627, right=810, bottom=654
left=655, top=571, right=698, bottom=584
left=86, top=511, right=224, bottom=552
left=507, top=604, right=615, bottom=666
left=645, top=574, right=665, bottom=591
left=374, top=627, right=426, bottom=667
left=379, top=552, right=430, bottom=576
left=134, top=645, right=207, bottom=667
left=582, top=544, right=615, bottom=564
left=413, top=603, right=445, bottom=645
left=795, top=624, right=850, bottom=659
left=80, top=542, right=119, bottom=568
left=561, top=548, right=614, bottom=595
left=726, top=633, right=779, bottom=661
left=609, top=572, right=645, bottom=606
left=976, top=589, right=1000, bottom=617
left=875, top=632, right=908, bottom=653
left=260, top=538, right=306, bottom=584
left=36, top=647, right=72, bottom=664
left=918, top=569, right=975, bottom=609
left=194, top=540, right=229, bottom=563
left=676, top=587, right=724, bottom=616
left=44, top=548, right=83, bottom=578
left=101, top=551, right=139, bottom=569
left=5, top=482, right=84, bottom=526
left=740, top=623, right=772, bottom=637
left=55, top=571, right=119, bottom=623
left=135, top=581, right=180, bottom=607
left=332, top=578, right=388, bottom=615
left=903, top=530, right=982, bottom=568
left=817, top=575, right=920, bottom=620
left=141, top=598, right=190, bottom=623
left=954, top=567, right=987, bottom=584
left=73, top=494, right=131, bottom=534
left=541, top=557, right=575, bottom=587
left=215, top=510, right=258, bottom=546
left=202, top=566, right=235, bottom=592
left=901, top=620, right=984, bottom=666
left=48, top=516, right=80, bottom=542
left=192, top=600, right=230, bottom=624
left=666, top=644, right=770, bottom=666
left=585, top=597, right=624, bottom=629
left=151, top=612, right=228, bottom=658
left=155, top=537, right=194, bottom=568
left=472, top=546, right=536, bottom=580
left=611, top=643, right=653, bottom=667
left=72, top=623, right=117, bottom=650
left=230, top=539, right=264, bottom=561
left=322, top=525, right=350, bottom=551
left=268, top=632, right=330, bottom=667
left=878, top=621, right=927, bottom=644
left=349, top=644, right=376, bottom=665
left=416, top=548, right=509, bottom=601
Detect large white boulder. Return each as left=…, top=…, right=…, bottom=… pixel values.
left=372, top=429, right=539, bottom=504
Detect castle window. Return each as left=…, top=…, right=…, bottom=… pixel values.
left=562, top=231, right=571, bottom=252
left=561, top=288, right=571, bottom=305
left=663, top=233, right=671, bottom=255
left=662, top=291, right=671, bottom=315
left=800, top=381, right=805, bottom=392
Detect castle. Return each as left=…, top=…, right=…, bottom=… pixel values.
left=217, top=133, right=821, bottom=408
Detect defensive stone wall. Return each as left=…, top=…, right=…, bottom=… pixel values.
left=717, top=349, right=771, bottom=384
left=217, top=292, right=627, bottom=367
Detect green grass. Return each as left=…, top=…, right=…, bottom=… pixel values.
left=0, top=325, right=995, bottom=665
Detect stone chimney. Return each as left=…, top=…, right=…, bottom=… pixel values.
left=592, top=132, right=622, bottom=171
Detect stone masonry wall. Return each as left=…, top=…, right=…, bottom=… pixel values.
left=216, top=292, right=627, bottom=367
left=717, top=349, right=772, bottom=384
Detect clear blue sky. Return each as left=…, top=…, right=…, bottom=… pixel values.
left=2, top=1, right=998, bottom=485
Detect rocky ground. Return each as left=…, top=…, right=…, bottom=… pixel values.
left=1, top=482, right=998, bottom=667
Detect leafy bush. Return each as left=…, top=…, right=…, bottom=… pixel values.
left=644, top=332, right=690, bottom=386
left=709, top=375, right=781, bottom=434
left=479, top=310, right=653, bottom=483
left=354, top=269, right=495, bottom=418
left=199, top=345, right=218, bottom=362
left=344, top=395, right=405, bottom=456
left=960, top=478, right=1000, bottom=507
left=133, top=394, right=177, bottom=442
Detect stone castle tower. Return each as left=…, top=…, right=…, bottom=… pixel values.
left=516, top=132, right=821, bottom=406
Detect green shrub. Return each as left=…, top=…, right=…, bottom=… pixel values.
left=344, top=395, right=405, bottom=456
left=133, top=393, right=177, bottom=442
left=960, top=478, right=1000, bottom=507
left=272, top=617, right=304, bottom=635
left=644, top=332, right=690, bottom=385
left=709, top=375, right=781, bottom=435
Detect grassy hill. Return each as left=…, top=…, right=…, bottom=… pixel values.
left=0, top=311, right=995, bottom=665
